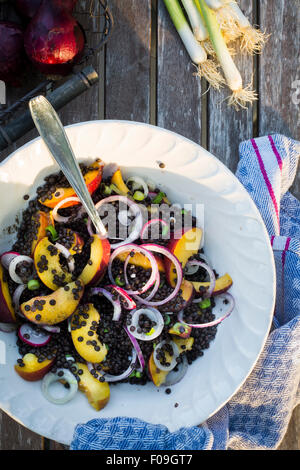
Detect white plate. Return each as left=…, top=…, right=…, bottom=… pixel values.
left=0, top=121, right=276, bottom=445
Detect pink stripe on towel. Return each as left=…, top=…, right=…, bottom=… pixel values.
left=268, top=135, right=283, bottom=171
left=251, top=139, right=280, bottom=227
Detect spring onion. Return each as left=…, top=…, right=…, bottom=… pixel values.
left=152, top=191, right=165, bottom=204
left=181, top=0, right=208, bottom=42
left=196, top=0, right=257, bottom=109
left=226, top=1, right=268, bottom=54
left=163, top=0, right=225, bottom=89
left=163, top=0, right=207, bottom=64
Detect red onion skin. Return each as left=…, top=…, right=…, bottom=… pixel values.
left=0, top=22, right=25, bottom=86
left=24, top=0, right=85, bottom=77
left=16, top=0, right=78, bottom=18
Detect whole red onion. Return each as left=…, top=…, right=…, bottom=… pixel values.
left=15, top=0, right=78, bottom=18
left=0, top=22, right=25, bottom=86
left=24, top=0, right=85, bottom=77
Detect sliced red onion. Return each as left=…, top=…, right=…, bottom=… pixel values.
left=42, top=369, right=78, bottom=405
left=87, top=196, right=143, bottom=248
left=186, top=260, right=216, bottom=300
left=52, top=197, right=81, bottom=223
left=126, top=176, right=149, bottom=197
left=153, top=340, right=180, bottom=372
left=88, top=349, right=137, bottom=383
left=54, top=242, right=75, bottom=273
left=0, top=251, right=20, bottom=270
left=124, top=325, right=145, bottom=370
left=162, top=355, right=188, bottom=387
left=140, top=218, right=169, bottom=241
left=0, top=322, right=17, bottom=333
left=124, top=252, right=161, bottom=297
left=18, top=323, right=51, bottom=347
left=8, top=255, right=33, bottom=284
left=129, top=308, right=164, bottom=341
left=178, top=292, right=235, bottom=328
left=108, top=244, right=159, bottom=296
left=90, top=287, right=122, bottom=321
left=12, top=284, right=27, bottom=317
left=107, top=285, right=136, bottom=310
left=133, top=244, right=183, bottom=307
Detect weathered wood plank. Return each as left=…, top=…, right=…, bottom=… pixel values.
left=105, top=0, right=152, bottom=122
left=208, top=0, right=254, bottom=171
left=0, top=411, right=42, bottom=450
left=157, top=0, right=202, bottom=143
left=259, top=0, right=300, bottom=199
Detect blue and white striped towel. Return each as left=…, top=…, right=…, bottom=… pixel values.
left=71, top=134, right=300, bottom=451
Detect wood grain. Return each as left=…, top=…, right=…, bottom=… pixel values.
left=105, top=0, right=152, bottom=122
left=259, top=0, right=300, bottom=199
left=157, top=0, right=202, bottom=143
left=208, top=0, right=254, bottom=171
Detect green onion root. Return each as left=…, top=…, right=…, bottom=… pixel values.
left=196, top=0, right=257, bottom=109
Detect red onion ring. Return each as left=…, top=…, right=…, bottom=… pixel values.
left=162, top=355, right=188, bottom=387
left=41, top=325, right=61, bottom=334
left=129, top=308, right=164, bottom=341
left=18, top=323, right=51, bottom=347
left=52, top=197, right=81, bottom=223
left=124, top=325, right=145, bottom=371
left=153, top=340, right=180, bottom=372
left=0, top=251, right=20, bottom=270
left=132, top=244, right=183, bottom=307
left=140, top=218, right=169, bottom=241
left=186, top=260, right=216, bottom=300
left=90, top=287, right=122, bottom=321
left=178, top=292, right=235, bottom=328
left=107, top=285, right=136, bottom=310
left=126, top=176, right=149, bottom=197
left=108, top=244, right=159, bottom=296
left=12, top=284, right=27, bottom=317
left=9, top=255, right=33, bottom=284
left=54, top=242, right=75, bottom=273
left=87, top=196, right=143, bottom=248
left=87, top=348, right=137, bottom=382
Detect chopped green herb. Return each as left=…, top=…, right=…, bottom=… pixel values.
left=115, top=276, right=125, bottom=287
left=27, top=279, right=40, bottom=290
left=45, top=225, right=58, bottom=241
left=199, top=298, right=211, bottom=309
left=133, top=190, right=145, bottom=201
left=164, top=314, right=171, bottom=325
left=135, top=371, right=142, bottom=378
left=152, top=191, right=165, bottom=204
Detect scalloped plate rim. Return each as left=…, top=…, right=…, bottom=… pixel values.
left=0, top=120, right=276, bottom=446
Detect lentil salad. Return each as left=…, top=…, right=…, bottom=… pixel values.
left=0, top=159, right=234, bottom=410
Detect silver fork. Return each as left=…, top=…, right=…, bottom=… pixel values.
left=29, top=95, right=106, bottom=238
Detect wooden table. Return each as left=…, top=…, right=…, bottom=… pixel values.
left=0, top=0, right=299, bottom=450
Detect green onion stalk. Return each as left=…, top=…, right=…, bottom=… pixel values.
left=163, top=0, right=225, bottom=90
left=196, top=0, right=257, bottom=109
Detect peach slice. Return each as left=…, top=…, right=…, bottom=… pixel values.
left=192, top=273, right=233, bottom=296
left=68, top=230, right=84, bottom=255
left=0, top=263, right=16, bottom=323
left=116, top=250, right=165, bottom=273
left=148, top=336, right=194, bottom=387
left=71, top=303, right=107, bottom=363
left=34, top=237, right=73, bottom=291
left=164, top=227, right=203, bottom=287
left=111, top=169, right=129, bottom=195
left=20, top=280, right=84, bottom=325
left=31, top=211, right=53, bottom=254
left=14, top=353, right=55, bottom=382
left=168, top=322, right=192, bottom=339
left=79, top=235, right=111, bottom=286
left=40, top=161, right=103, bottom=209
left=76, top=363, right=110, bottom=411
left=180, top=279, right=195, bottom=308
